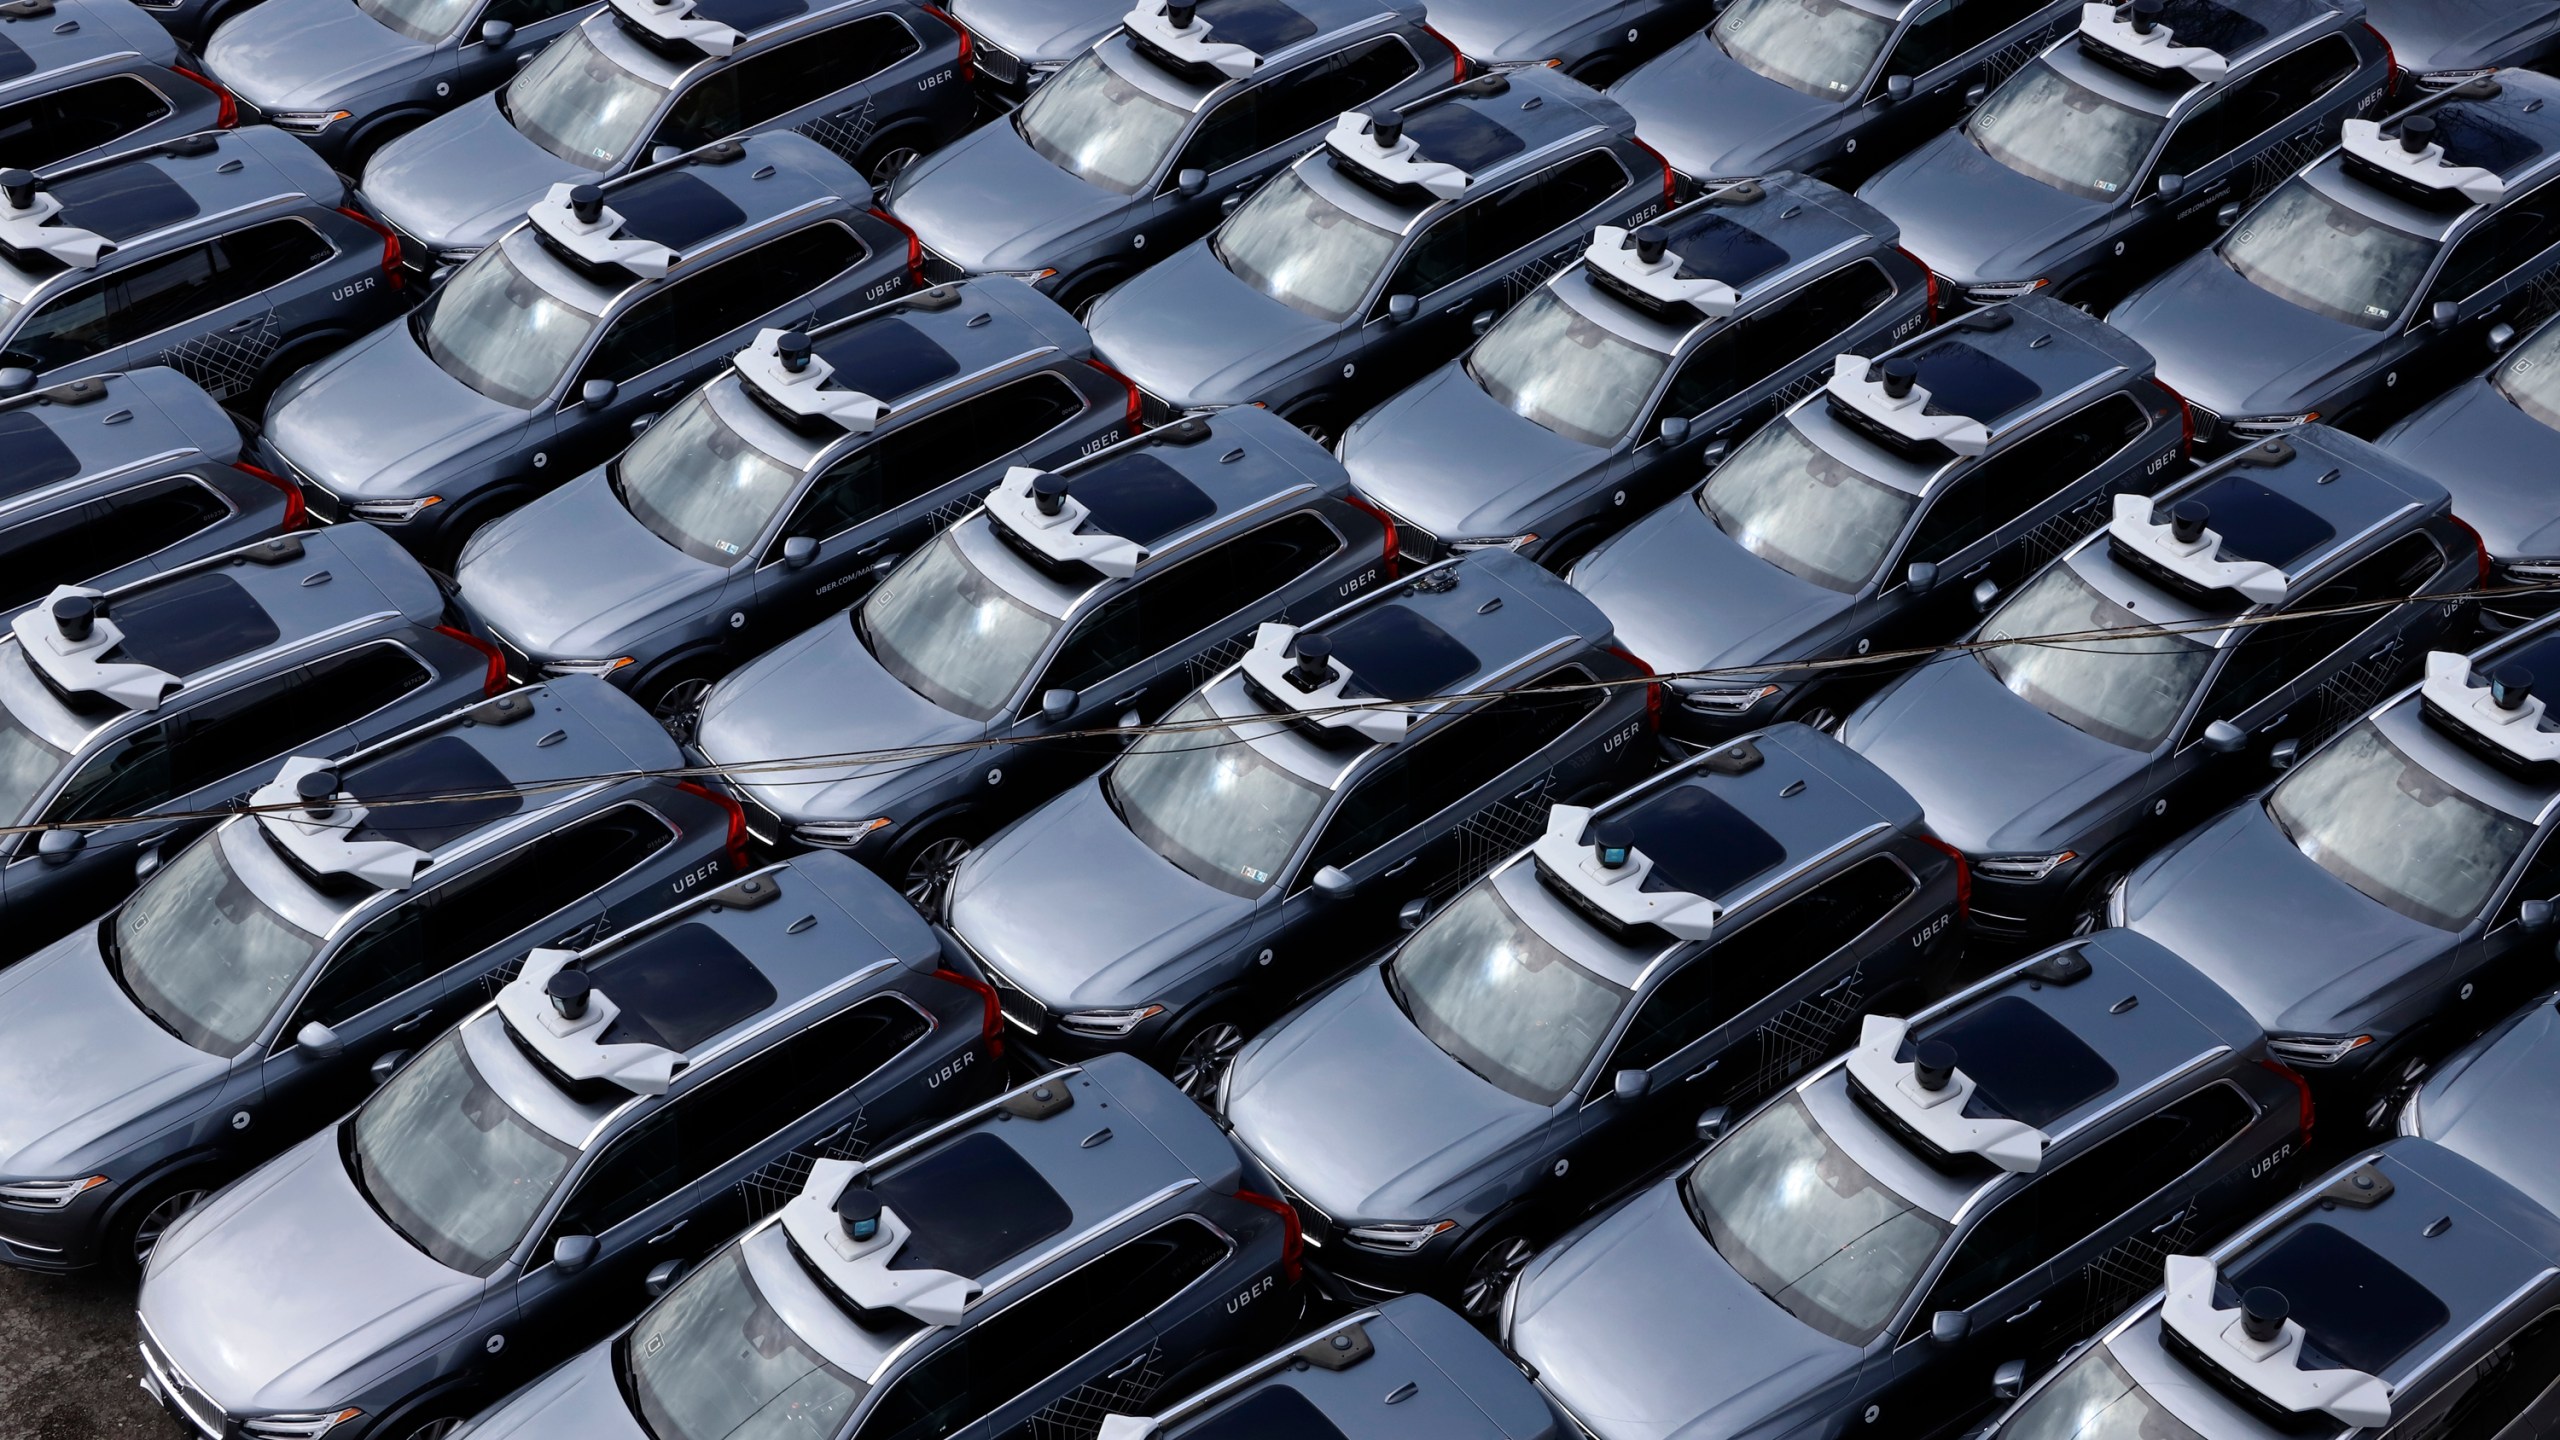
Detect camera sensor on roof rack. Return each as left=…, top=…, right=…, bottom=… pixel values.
left=0, top=167, right=111, bottom=270
left=530, top=182, right=681, bottom=278
left=2078, top=0, right=2228, bottom=80
left=2342, top=116, right=2507, bottom=204
left=1528, top=802, right=1724, bottom=939
left=248, top=756, right=437, bottom=889
left=734, top=327, right=890, bottom=433
left=2108, top=493, right=2291, bottom=602
left=1581, top=223, right=1738, bottom=319
left=986, top=466, right=1153, bottom=578
left=608, top=0, right=744, bottom=55
left=1325, top=112, right=1472, bottom=200
left=2420, top=651, right=2560, bottom=767
left=1237, top=621, right=1418, bottom=743
left=780, top=1157, right=984, bottom=1324
left=1844, top=1015, right=2050, bottom=1172
left=2160, top=1256, right=2394, bottom=1427
left=11, top=584, right=178, bottom=710
left=1123, top=0, right=1262, bottom=78
left=1825, top=353, right=1992, bottom=456
left=494, top=947, right=689, bottom=1096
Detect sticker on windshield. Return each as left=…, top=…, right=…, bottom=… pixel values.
left=1241, top=865, right=1269, bottom=883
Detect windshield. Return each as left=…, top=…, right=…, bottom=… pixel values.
left=507, top=28, right=668, bottom=169
left=1714, top=0, right=1892, bottom=99
left=349, top=1029, right=578, bottom=1274
left=1979, top=564, right=2213, bottom=749
left=2492, top=318, right=2560, bottom=430
left=1213, top=168, right=1401, bottom=324
left=112, top=831, right=326, bottom=1056
left=1467, top=288, right=1671, bottom=448
left=619, top=390, right=803, bottom=564
left=356, top=0, right=475, bottom=43
left=1386, top=885, right=1629, bottom=1104
left=419, top=244, right=599, bottom=409
left=1016, top=52, right=1190, bottom=196
left=1682, top=1093, right=1946, bottom=1343
left=2224, top=178, right=2438, bottom=330
left=1996, top=1344, right=2201, bottom=1440
left=625, top=1246, right=865, bottom=1440
left=1702, top=419, right=1916, bottom=592
left=2268, top=721, right=2531, bottom=929
left=857, top=529, right=1061, bottom=721
left=1107, top=694, right=1328, bottom=897
left=1968, top=61, right=2166, bottom=202
left=0, top=694, right=62, bottom=822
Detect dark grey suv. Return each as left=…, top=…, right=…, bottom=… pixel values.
left=0, top=0, right=239, bottom=173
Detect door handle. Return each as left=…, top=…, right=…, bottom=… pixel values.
left=1818, top=972, right=1859, bottom=998
left=1111, top=686, right=1149, bottom=707
left=227, top=317, right=256, bottom=331
left=1104, top=1351, right=1152, bottom=1380
left=1381, top=854, right=1418, bottom=878
left=646, top=1219, right=688, bottom=1245
left=2004, top=1300, right=2043, bottom=1325
left=2149, top=1207, right=2190, bottom=1236
left=1684, top=1058, right=1720, bottom=1082
left=389, top=1008, right=435, bottom=1033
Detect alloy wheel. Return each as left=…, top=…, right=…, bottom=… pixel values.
left=1170, top=1021, right=1246, bottom=1100
left=1459, top=1234, right=1536, bottom=1320
left=131, top=1188, right=212, bottom=1269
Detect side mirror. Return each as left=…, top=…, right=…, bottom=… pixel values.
left=1884, top=74, right=1914, bottom=103
left=476, top=17, right=514, bottom=45
left=134, top=844, right=164, bottom=883
left=36, top=827, right=82, bottom=866
left=630, top=413, right=658, bottom=436
left=1992, top=1359, right=2027, bottom=1400
left=2491, top=322, right=2520, bottom=354
left=1931, top=1310, right=1971, bottom=1345
left=1385, top=294, right=1418, bottom=325
left=1040, top=688, right=1077, bottom=723
left=296, top=1020, right=345, bottom=1058
left=1970, top=577, right=2000, bottom=613
left=370, top=1049, right=410, bottom=1085
left=2215, top=200, right=2242, bottom=228
left=782, top=535, right=817, bottom=569
left=552, top=1234, right=598, bottom=1273
left=1311, top=864, right=1357, bottom=901
left=649, top=144, right=681, bottom=165
left=579, top=377, right=617, bottom=408
left=1471, top=309, right=1495, bottom=337
left=1397, top=896, right=1431, bottom=930
left=1904, top=560, right=1939, bottom=593
left=644, top=1258, right=690, bottom=1297
left=1695, top=1104, right=1731, bottom=1144
left=2201, top=718, right=2247, bottom=754
left=2433, top=300, right=2462, bottom=331
left=2154, top=172, right=2186, bottom=200
left=1657, top=415, right=1691, bottom=444
left=2268, top=736, right=2300, bottom=771
left=0, top=366, right=31, bottom=398
left=2523, top=899, right=2555, bottom=934
left=1612, top=1068, right=1652, bottom=1103
left=1963, top=81, right=1987, bottom=107
left=1700, top=435, right=1732, bottom=468
left=1175, top=167, right=1207, bottom=197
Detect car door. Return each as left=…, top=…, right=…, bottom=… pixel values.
left=1860, top=0, right=2064, bottom=160
left=2135, top=36, right=2373, bottom=260
left=750, top=368, right=1097, bottom=630
left=652, top=17, right=923, bottom=163
left=2034, top=1083, right=2263, bottom=1346
left=2419, top=175, right=2560, bottom=379
left=0, top=477, right=237, bottom=614
left=125, top=220, right=337, bottom=401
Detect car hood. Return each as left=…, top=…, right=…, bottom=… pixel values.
left=454, top=1343, right=644, bottom=1440
left=0, top=926, right=228, bottom=1178
left=2367, top=0, right=2560, bottom=71
left=2120, top=804, right=2448, bottom=1035
left=1225, top=969, right=1549, bottom=1222
left=1509, top=1182, right=1860, bottom=1440
left=2411, top=998, right=2560, bottom=1217
left=265, top=322, right=526, bottom=499
left=2376, top=380, right=2560, bottom=556
left=364, top=96, right=584, bottom=255
left=946, top=780, right=1253, bottom=1011
left=891, top=123, right=1122, bottom=272
left=1570, top=491, right=1851, bottom=675
left=1607, top=33, right=1833, bottom=180
left=1425, top=0, right=1582, bottom=64
left=1846, top=654, right=2145, bottom=854
left=141, top=1131, right=485, bottom=1415
left=1858, top=130, right=2109, bottom=289
left=1339, top=364, right=1603, bottom=539
left=1087, top=245, right=1337, bottom=408
left=695, top=615, right=978, bottom=825
left=950, top=0, right=1119, bottom=65
left=207, top=0, right=436, bottom=109
left=2108, top=252, right=2376, bottom=419
left=455, top=474, right=726, bottom=659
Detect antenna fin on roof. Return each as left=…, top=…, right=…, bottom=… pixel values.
left=2160, top=1255, right=2394, bottom=1427
left=1843, top=1015, right=2048, bottom=1172
left=11, top=586, right=177, bottom=711
left=781, top=1159, right=984, bottom=1325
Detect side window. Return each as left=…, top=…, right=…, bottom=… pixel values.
left=296, top=643, right=435, bottom=733
left=2430, top=177, right=2560, bottom=305
left=114, top=222, right=330, bottom=344
left=2209, top=37, right=2360, bottom=149
left=725, top=18, right=923, bottom=130
left=1036, top=512, right=1343, bottom=694
left=659, top=70, right=746, bottom=149
left=5, top=272, right=114, bottom=368
left=2498, top=836, right=2560, bottom=928
left=211, top=221, right=335, bottom=298
left=2439, top=1309, right=2560, bottom=1438
left=2187, top=532, right=2442, bottom=738
left=50, top=719, right=173, bottom=822
left=163, top=671, right=320, bottom=797
left=420, top=805, right=676, bottom=959
left=1655, top=323, right=1751, bottom=421
left=1879, top=0, right=2038, bottom=86
left=0, top=76, right=174, bottom=171
left=778, top=372, right=1086, bottom=551
left=293, top=902, right=428, bottom=1033
left=2153, top=93, right=2232, bottom=184
left=1180, top=38, right=1419, bottom=176
left=1738, top=262, right=1899, bottom=372
left=0, top=477, right=229, bottom=611
left=1906, top=395, right=2149, bottom=565
left=1603, top=956, right=1717, bottom=1076
left=1380, top=153, right=1631, bottom=305
left=484, top=0, right=590, bottom=23
left=584, top=225, right=867, bottom=383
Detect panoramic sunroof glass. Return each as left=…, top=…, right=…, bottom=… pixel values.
left=51, top=164, right=201, bottom=242
left=1665, top=213, right=1792, bottom=289
left=108, top=572, right=279, bottom=674
left=2179, top=474, right=2335, bottom=568
left=603, top=172, right=748, bottom=251
left=1069, top=453, right=1219, bottom=546
left=1922, top=996, right=2118, bottom=1127
left=346, top=737, right=522, bottom=849
left=0, top=408, right=81, bottom=500
left=1911, top=342, right=2043, bottom=421
left=2222, top=1223, right=2449, bottom=1375
left=591, top=922, right=779, bottom=1051
left=874, top=1133, right=1074, bottom=1277
left=1617, top=786, right=1786, bottom=898
left=814, top=319, right=962, bottom=401
left=1327, top=604, right=1480, bottom=702
left=1187, top=1387, right=1351, bottom=1440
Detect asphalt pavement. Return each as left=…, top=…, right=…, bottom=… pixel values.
left=0, top=1266, right=164, bottom=1439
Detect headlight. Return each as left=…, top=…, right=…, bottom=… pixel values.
left=1343, top=1220, right=1457, bottom=1253
left=2416, top=68, right=2496, bottom=91
left=991, top=267, right=1057, bottom=282
left=2267, top=1032, right=2372, bottom=1066
left=1055, top=1004, right=1166, bottom=1038
left=1680, top=683, right=1779, bottom=716
left=0, top=1175, right=105, bottom=1208
left=346, top=495, right=441, bottom=524
left=2504, top=558, right=2560, bottom=582
left=794, top=818, right=891, bottom=847
left=1448, top=534, right=1535, bottom=552
left=242, top=1409, right=362, bottom=1439
left=434, top=246, right=482, bottom=266
left=1973, top=850, right=2077, bottom=882
left=1964, top=278, right=2048, bottom=303
left=2227, top=412, right=2318, bottom=438
left=266, top=110, right=352, bottom=135
left=541, top=657, right=634, bottom=678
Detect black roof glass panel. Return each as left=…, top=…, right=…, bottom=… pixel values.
left=1403, top=103, right=1528, bottom=173
left=2178, top=474, right=2336, bottom=568
left=50, top=164, right=201, bottom=242
left=1187, top=1387, right=1352, bottom=1440
left=602, top=172, right=749, bottom=252
left=591, top=922, right=779, bottom=1051
left=813, top=319, right=963, bottom=401
left=1193, top=0, right=1317, bottom=52
left=0, top=408, right=80, bottom=499
left=0, top=35, right=35, bottom=84
left=2223, top=1223, right=2450, bottom=1375
left=1067, top=453, right=1219, bottom=546
left=2147, top=0, right=2267, bottom=55
left=692, top=0, right=809, bottom=30
left=873, top=1132, right=1075, bottom=1278
left=1327, top=603, right=1480, bottom=702
left=108, top=571, right=278, bottom=674
left=1610, top=785, right=1786, bottom=899
left=344, top=736, right=523, bottom=850
left=2430, top=107, right=2544, bottom=178
left=1662, top=213, right=1792, bottom=289
left=1911, top=342, right=2044, bottom=423
left=1923, top=995, right=2118, bottom=1128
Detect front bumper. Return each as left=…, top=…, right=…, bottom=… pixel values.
left=0, top=1194, right=110, bottom=1272
left=1229, top=1138, right=1452, bottom=1297
left=937, top=925, right=1174, bottom=1058
left=137, top=1323, right=232, bottom=1439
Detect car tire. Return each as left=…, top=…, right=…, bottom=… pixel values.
left=2361, top=1045, right=2433, bottom=1133
left=1160, top=1004, right=1249, bottom=1102
left=1057, top=267, right=1133, bottom=321
left=1564, top=50, right=1630, bottom=85
left=887, top=818, right=977, bottom=910
left=1450, top=1221, right=1539, bottom=1323
left=347, top=113, right=431, bottom=169
left=641, top=658, right=724, bottom=743
left=109, top=1174, right=218, bottom=1280
left=2064, top=867, right=2127, bottom=938
left=1278, top=394, right=1345, bottom=448
left=858, top=124, right=934, bottom=188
